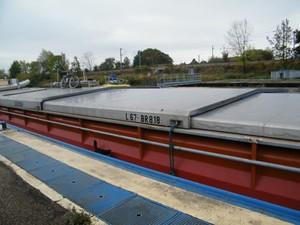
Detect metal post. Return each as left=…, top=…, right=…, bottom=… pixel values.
left=168, top=121, right=178, bottom=175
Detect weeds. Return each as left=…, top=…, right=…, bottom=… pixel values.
left=65, top=208, right=91, bottom=225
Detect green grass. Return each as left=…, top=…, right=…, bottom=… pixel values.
left=23, top=59, right=300, bottom=87
left=201, top=72, right=269, bottom=81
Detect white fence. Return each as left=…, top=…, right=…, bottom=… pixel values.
left=271, top=70, right=300, bottom=80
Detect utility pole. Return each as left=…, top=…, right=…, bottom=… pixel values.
left=120, top=48, right=123, bottom=74
left=211, top=45, right=215, bottom=59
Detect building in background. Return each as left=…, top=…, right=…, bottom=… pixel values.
left=271, top=70, right=300, bottom=80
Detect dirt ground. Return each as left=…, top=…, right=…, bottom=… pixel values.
left=0, top=162, right=72, bottom=225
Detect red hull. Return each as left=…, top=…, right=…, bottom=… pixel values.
left=0, top=107, right=299, bottom=210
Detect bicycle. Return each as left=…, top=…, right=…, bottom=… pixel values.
left=60, top=71, right=80, bottom=88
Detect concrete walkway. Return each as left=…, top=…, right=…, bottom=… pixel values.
left=1, top=129, right=292, bottom=225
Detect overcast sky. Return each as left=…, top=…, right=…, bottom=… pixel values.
left=1, top=0, right=299, bottom=70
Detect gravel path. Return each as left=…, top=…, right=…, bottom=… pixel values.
left=0, top=162, right=72, bottom=225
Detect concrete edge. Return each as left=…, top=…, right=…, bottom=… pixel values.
left=0, top=154, right=107, bottom=225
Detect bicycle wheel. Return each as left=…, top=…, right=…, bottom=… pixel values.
left=69, top=75, right=80, bottom=88
left=60, top=77, right=68, bottom=88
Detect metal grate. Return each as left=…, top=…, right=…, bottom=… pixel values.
left=0, top=141, right=32, bottom=157
left=72, top=182, right=135, bottom=215
left=46, top=169, right=103, bottom=199
left=17, top=156, right=59, bottom=172
left=100, top=196, right=178, bottom=225
left=0, top=135, right=11, bottom=143
left=1, top=146, right=42, bottom=163
left=30, top=162, right=74, bottom=182
left=7, top=151, right=45, bottom=163
left=163, top=213, right=213, bottom=225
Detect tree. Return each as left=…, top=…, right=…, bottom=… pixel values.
left=54, top=53, right=69, bottom=72
left=37, top=49, right=68, bottom=79
left=208, top=57, right=224, bottom=63
left=81, top=52, right=95, bottom=71
left=19, top=61, right=30, bottom=73
left=0, top=69, right=6, bottom=78
left=294, top=29, right=300, bottom=58
left=37, top=49, right=54, bottom=74
left=267, top=19, right=293, bottom=62
left=123, top=56, right=130, bottom=68
left=71, top=56, right=81, bottom=74
left=245, top=49, right=273, bottom=61
left=9, top=61, right=21, bottom=78
left=28, top=61, right=43, bottom=85
left=99, top=58, right=115, bottom=70
left=189, top=58, right=199, bottom=65
left=226, top=19, right=252, bottom=73
left=29, top=61, right=42, bottom=74
left=221, top=47, right=229, bottom=62
left=93, top=65, right=99, bottom=71
left=133, top=48, right=173, bottom=67
left=115, top=61, right=121, bottom=70
left=37, top=50, right=71, bottom=80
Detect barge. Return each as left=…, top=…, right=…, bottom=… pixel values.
left=0, top=87, right=299, bottom=210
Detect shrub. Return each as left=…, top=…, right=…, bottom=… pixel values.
left=65, top=208, right=91, bottom=225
